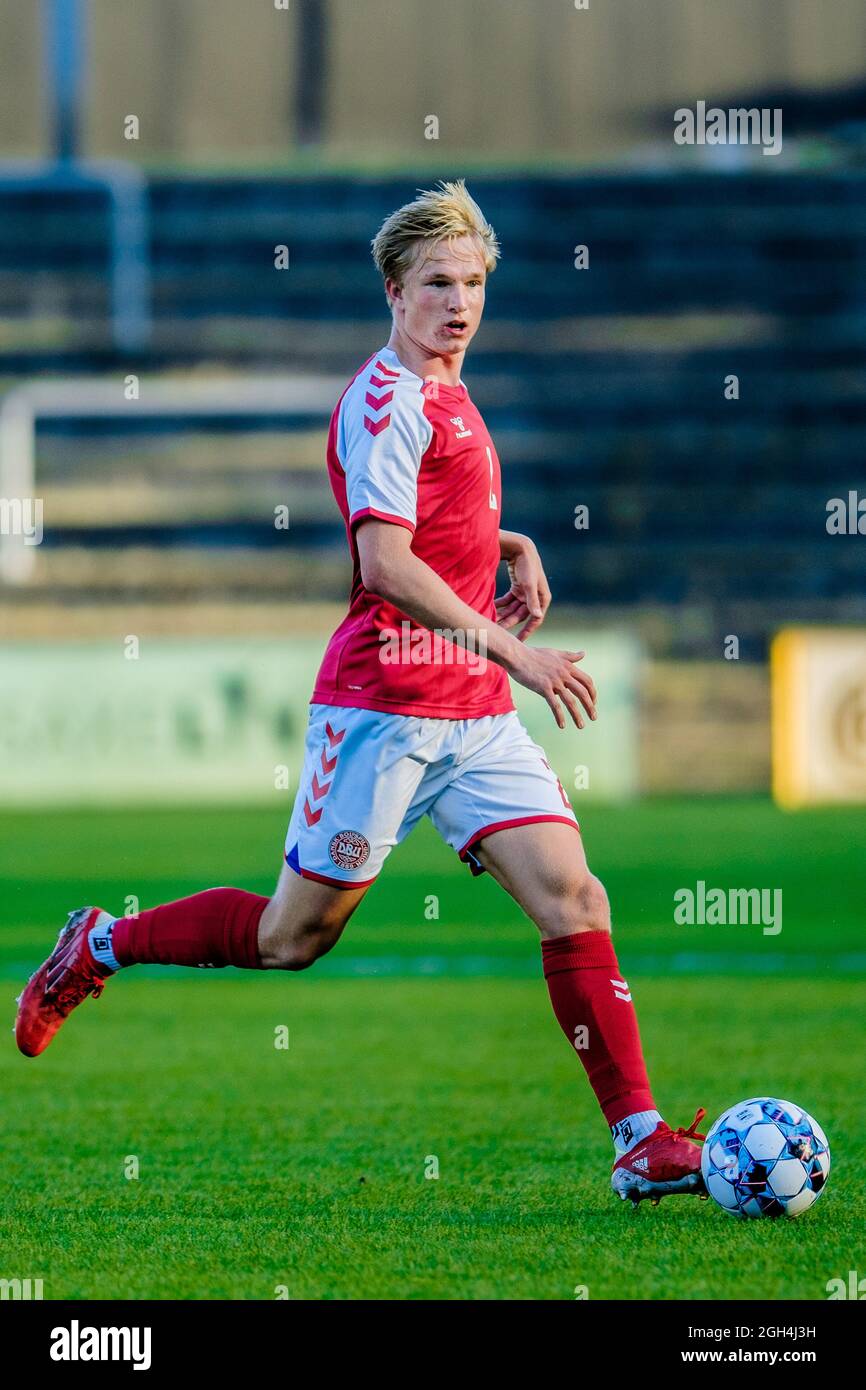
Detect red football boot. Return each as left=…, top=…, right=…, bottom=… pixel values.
left=611, top=1107, right=709, bottom=1207
left=15, top=907, right=114, bottom=1057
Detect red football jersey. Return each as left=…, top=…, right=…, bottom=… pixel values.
left=311, top=346, right=514, bottom=719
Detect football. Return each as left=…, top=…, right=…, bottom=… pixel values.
left=701, top=1097, right=831, bottom=1219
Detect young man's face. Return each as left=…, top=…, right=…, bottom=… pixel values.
left=387, top=234, right=487, bottom=359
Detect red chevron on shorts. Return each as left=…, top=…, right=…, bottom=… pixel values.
left=311, top=769, right=330, bottom=801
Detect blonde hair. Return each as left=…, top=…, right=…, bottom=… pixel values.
left=371, top=179, right=500, bottom=304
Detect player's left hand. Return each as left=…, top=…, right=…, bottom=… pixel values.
left=495, top=539, right=551, bottom=641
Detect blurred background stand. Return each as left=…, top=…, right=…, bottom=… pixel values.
left=0, top=0, right=151, bottom=352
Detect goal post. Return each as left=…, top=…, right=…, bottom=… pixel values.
left=0, top=374, right=345, bottom=584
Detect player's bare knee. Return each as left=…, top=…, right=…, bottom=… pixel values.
left=580, top=873, right=611, bottom=934
left=279, top=934, right=328, bottom=971
left=538, top=871, right=610, bottom=939
left=263, top=900, right=348, bottom=971
left=274, top=920, right=339, bottom=971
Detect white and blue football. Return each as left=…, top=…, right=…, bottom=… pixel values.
left=701, top=1097, right=830, bottom=1219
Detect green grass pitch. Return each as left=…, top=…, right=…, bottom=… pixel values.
left=1, top=797, right=863, bottom=1300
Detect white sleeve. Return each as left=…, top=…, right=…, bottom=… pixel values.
left=338, top=372, right=432, bottom=533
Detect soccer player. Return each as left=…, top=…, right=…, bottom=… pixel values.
left=16, top=181, right=706, bottom=1205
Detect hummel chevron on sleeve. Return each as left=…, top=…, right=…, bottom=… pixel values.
left=338, top=358, right=433, bottom=533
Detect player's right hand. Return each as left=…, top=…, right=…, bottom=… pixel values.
left=507, top=646, right=597, bottom=730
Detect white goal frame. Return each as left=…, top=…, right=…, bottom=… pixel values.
left=0, top=375, right=345, bottom=584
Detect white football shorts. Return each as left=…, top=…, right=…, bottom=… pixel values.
left=284, top=704, right=580, bottom=888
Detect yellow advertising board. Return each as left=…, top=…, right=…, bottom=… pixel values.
left=771, top=628, right=866, bottom=807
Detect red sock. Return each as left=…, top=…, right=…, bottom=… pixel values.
left=542, top=930, right=655, bottom=1127
left=111, top=888, right=267, bottom=970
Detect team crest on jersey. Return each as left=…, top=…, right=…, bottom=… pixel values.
left=450, top=415, right=472, bottom=438
left=329, top=830, right=371, bottom=871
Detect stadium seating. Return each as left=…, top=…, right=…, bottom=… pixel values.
left=1, top=173, right=864, bottom=656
